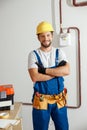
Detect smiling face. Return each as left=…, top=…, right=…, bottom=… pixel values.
left=37, top=32, right=53, bottom=49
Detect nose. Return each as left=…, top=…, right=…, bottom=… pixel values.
left=44, top=35, right=48, bottom=40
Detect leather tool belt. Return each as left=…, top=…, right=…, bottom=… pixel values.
left=33, top=88, right=67, bottom=110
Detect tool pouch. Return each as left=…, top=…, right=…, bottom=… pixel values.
left=33, top=95, right=48, bottom=110
left=56, top=89, right=67, bottom=109
left=33, top=88, right=67, bottom=110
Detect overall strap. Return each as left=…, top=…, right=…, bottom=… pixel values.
left=33, top=50, right=43, bottom=65
left=55, top=49, right=59, bottom=66
left=34, top=49, right=59, bottom=67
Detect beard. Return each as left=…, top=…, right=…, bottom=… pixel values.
left=41, top=41, right=52, bottom=48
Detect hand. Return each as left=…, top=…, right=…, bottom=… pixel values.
left=35, top=62, right=46, bottom=74
left=57, top=60, right=67, bottom=67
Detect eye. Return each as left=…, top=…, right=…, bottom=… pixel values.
left=47, top=34, right=50, bottom=37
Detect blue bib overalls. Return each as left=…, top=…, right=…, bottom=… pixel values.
left=32, top=49, right=69, bottom=130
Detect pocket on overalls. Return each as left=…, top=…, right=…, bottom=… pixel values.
left=33, top=95, right=48, bottom=110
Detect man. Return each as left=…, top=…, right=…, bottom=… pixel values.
left=28, top=21, right=70, bottom=130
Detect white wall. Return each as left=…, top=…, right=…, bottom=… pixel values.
left=0, top=0, right=87, bottom=130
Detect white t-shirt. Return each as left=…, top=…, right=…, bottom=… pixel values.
left=28, top=47, right=67, bottom=69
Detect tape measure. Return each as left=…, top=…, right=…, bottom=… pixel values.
left=0, top=112, right=9, bottom=119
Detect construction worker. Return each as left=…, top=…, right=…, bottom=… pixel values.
left=28, top=21, right=70, bottom=130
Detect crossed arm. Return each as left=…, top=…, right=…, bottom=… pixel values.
left=28, top=61, right=70, bottom=82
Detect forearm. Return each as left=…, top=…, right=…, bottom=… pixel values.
left=28, top=68, right=54, bottom=82
left=46, top=63, right=70, bottom=77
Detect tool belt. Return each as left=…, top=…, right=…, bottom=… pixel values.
left=33, top=88, right=67, bottom=110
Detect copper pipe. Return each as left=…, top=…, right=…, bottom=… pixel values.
left=59, top=0, right=63, bottom=33
left=67, top=27, right=81, bottom=109
left=73, top=0, right=87, bottom=6
left=22, top=102, right=32, bottom=106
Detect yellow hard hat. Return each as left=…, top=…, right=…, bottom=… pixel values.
left=36, top=21, right=54, bottom=34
